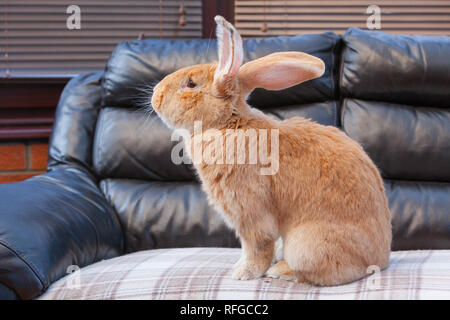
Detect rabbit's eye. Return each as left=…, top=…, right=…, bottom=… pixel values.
left=186, top=78, right=197, bottom=88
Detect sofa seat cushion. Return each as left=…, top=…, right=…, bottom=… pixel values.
left=38, top=248, right=450, bottom=300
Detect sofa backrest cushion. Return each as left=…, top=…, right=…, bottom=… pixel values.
left=92, top=101, right=340, bottom=182
left=102, top=32, right=340, bottom=108
left=342, top=99, right=450, bottom=182
left=340, top=28, right=450, bottom=108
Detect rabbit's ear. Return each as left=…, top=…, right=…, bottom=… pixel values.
left=214, top=15, right=243, bottom=96
left=238, top=52, right=325, bottom=94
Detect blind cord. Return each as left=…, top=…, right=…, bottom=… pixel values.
left=3, top=0, right=10, bottom=78
left=158, top=0, right=163, bottom=39
left=261, top=0, right=267, bottom=33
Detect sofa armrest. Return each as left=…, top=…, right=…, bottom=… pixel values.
left=0, top=166, right=123, bottom=299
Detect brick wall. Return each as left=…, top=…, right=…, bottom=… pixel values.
left=0, top=140, right=48, bottom=184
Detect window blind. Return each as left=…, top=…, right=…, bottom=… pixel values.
left=235, top=0, right=450, bottom=38
left=0, top=0, right=202, bottom=78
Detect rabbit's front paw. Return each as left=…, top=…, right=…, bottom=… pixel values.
left=231, top=260, right=264, bottom=280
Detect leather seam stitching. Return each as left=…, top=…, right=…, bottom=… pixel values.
left=0, top=239, right=46, bottom=294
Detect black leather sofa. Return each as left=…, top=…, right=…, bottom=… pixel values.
left=1, top=28, right=449, bottom=300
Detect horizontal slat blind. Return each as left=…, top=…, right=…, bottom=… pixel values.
left=235, top=0, right=450, bottom=38
left=0, top=0, right=202, bottom=77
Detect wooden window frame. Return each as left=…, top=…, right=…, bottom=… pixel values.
left=0, top=77, right=66, bottom=140
left=0, top=0, right=234, bottom=141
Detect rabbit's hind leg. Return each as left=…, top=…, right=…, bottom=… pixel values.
left=266, top=260, right=297, bottom=282
left=284, top=222, right=370, bottom=286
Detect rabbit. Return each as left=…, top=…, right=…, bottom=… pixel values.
left=151, top=15, right=392, bottom=286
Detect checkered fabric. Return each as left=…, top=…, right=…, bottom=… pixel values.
left=38, top=248, right=450, bottom=300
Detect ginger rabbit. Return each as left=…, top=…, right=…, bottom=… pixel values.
left=151, top=16, right=391, bottom=286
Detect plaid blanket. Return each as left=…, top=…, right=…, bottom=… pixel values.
left=38, top=248, right=450, bottom=300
